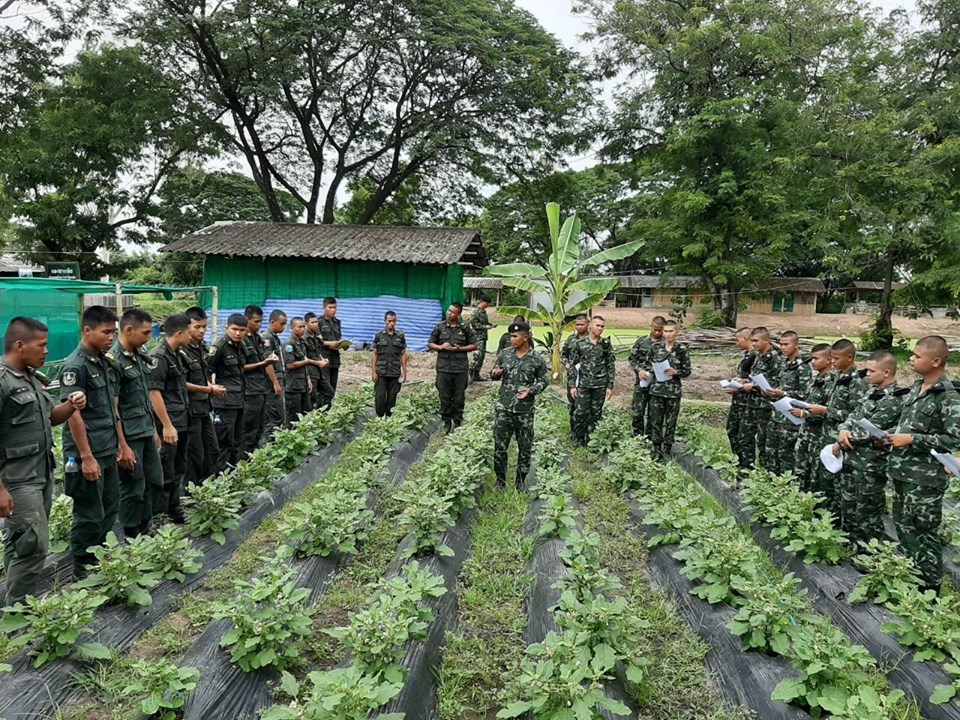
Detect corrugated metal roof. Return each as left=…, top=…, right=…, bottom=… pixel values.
left=851, top=281, right=906, bottom=291
left=464, top=277, right=504, bottom=289
left=608, top=274, right=825, bottom=293
left=162, top=221, right=487, bottom=268
left=0, top=253, right=43, bottom=275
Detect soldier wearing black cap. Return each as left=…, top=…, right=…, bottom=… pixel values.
left=490, top=321, right=548, bottom=488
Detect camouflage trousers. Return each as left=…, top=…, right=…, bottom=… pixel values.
left=893, top=479, right=945, bottom=589
left=493, top=408, right=534, bottom=487
left=470, top=340, right=487, bottom=380
left=738, top=404, right=773, bottom=470
left=839, top=464, right=888, bottom=546
left=795, top=425, right=826, bottom=492
left=726, top=397, right=749, bottom=466
left=648, top=395, right=681, bottom=461
left=632, top=384, right=651, bottom=437
left=573, top=387, right=607, bottom=445
left=765, top=423, right=800, bottom=477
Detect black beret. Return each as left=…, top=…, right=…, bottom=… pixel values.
left=508, top=322, right=531, bottom=333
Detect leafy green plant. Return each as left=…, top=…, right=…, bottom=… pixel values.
left=261, top=667, right=404, bottom=720
left=138, top=524, right=203, bottom=582
left=278, top=489, right=374, bottom=558
left=213, top=558, right=312, bottom=672
left=183, top=477, right=244, bottom=544
left=727, top=574, right=814, bottom=654
left=556, top=529, right=622, bottom=598
left=673, top=528, right=762, bottom=605
left=586, top=412, right=629, bottom=455
left=0, top=589, right=110, bottom=667
left=119, top=658, right=200, bottom=719
left=75, top=532, right=162, bottom=607
left=882, top=587, right=960, bottom=663
left=48, top=494, right=73, bottom=553
left=538, top=492, right=578, bottom=538
left=781, top=514, right=849, bottom=565
left=850, top=540, right=922, bottom=605
left=931, top=663, right=960, bottom=705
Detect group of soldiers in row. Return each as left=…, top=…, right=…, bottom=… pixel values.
left=0, top=298, right=367, bottom=605
left=723, top=327, right=960, bottom=592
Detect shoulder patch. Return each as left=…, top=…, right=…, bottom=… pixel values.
left=105, top=352, right=115, bottom=360
left=285, top=344, right=294, bottom=353
left=62, top=370, right=77, bottom=386
left=208, top=345, right=218, bottom=356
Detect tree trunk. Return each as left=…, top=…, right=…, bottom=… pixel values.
left=875, top=251, right=896, bottom=349
left=721, top=287, right=738, bottom=327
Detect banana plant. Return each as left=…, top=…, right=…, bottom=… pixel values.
left=487, top=202, right=643, bottom=378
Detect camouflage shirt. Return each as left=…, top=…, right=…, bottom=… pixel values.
left=469, top=306, right=491, bottom=344
left=888, top=377, right=960, bottom=488
left=561, top=333, right=588, bottom=387
left=569, top=336, right=616, bottom=390
left=825, top=367, right=869, bottom=431
left=838, top=383, right=906, bottom=472
left=772, top=355, right=812, bottom=426
left=642, top=340, right=692, bottom=398
left=493, top=348, right=548, bottom=414
left=800, top=371, right=833, bottom=430
left=628, top=336, right=655, bottom=384
left=747, top=349, right=783, bottom=408
left=731, top=350, right=756, bottom=407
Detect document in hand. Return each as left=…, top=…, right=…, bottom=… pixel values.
left=639, top=376, right=651, bottom=388
left=750, top=374, right=773, bottom=392
left=789, top=398, right=811, bottom=409
left=652, top=360, right=671, bottom=382
left=773, top=397, right=804, bottom=425
left=855, top=418, right=887, bottom=439
left=720, top=379, right=743, bottom=390
left=931, top=450, right=960, bottom=477
left=820, top=443, right=843, bottom=474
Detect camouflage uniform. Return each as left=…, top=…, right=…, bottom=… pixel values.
left=642, top=340, right=692, bottom=461
left=887, top=378, right=960, bottom=589
left=766, top=356, right=812, bottom=476
left=837, top=384, right=905, bottom=544
left=795, top=370, right=834, bottom=494
left=560, top=333, right=586, bottom=431
left=740, top=349, right=783, bottom=470
left=727, top=350, right=756, bottom=467
left=492, top=347, right=548, bottom=487
left=469, top=306, right=491, bottom=381
left=568, top=336, right=616, bottom=446
left=628, top=335, right=655, bottom=437
left=823, top=368, right=869, bottom=524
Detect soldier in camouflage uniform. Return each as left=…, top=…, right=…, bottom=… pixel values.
left=469, top=296, right=495, bottom=381
left=640, top=320, right=691, bottom=461
left=792, top=344, right=834, bottom=493
left=560, top=313, right=590, bottom=433
left=806, top=339, right=868, bottom=524
left=834, top=350, right=905, bottom=544
left=628, top=316, right=665, bottom=437
left=739, top=328, right=783, bottom=470
left=1, top=317, right=85, bottom=604
left=490, top=321, right=548, bottom=488
left=569, top=316, right=616, bottom=447
left=762, top=331, right=811, bottom=476
left=726, top=328, right=756, bottom=468
left=886, top=336, right=960, bottom=591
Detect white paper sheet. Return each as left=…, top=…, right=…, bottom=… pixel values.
left=639, top=376, right=651, bottom=388
left=750, top=373, right=773, bottom=392
left=773, top=397, right=804, bottom=425
left=789, top=398, right=811, bottom=409
left=652, top=360, right=671, bottom=382
left=820, top=443, right=843, bottom=474
left=856, top=418, right=887, bottom=439
left=932, top=450, right=960, bottom=477
left=721, top=379, right=743, bottom=390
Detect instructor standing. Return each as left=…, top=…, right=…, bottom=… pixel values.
left=428, top=303, right=477, bottom=434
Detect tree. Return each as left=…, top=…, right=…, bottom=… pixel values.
left=119, top=0, right=588, bottom=225
left=0, top=44, right=214, bottom=278
left=488, top=202, right=643, bottom=378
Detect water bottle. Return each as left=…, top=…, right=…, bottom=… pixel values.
left=214, top=412, right=222, bottom=425
left=65, top=457, right=78, bottom=473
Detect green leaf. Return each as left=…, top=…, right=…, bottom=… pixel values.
left=488, top=262, right=546, bottom=278
left=564, top=293, right=609, bottom=318
left=546, top=202, right=561, bottom=248
left=78, top=642, right=113, bottom=661
left=579, top=239, right=644, bottom=268
left=597, top=697, right=631, bottom=716
left=567, top=278, right=620, bottom=294
left=497, top=700, right=533, bottom=718
left=553, top=213, right=582, bottom=276
left=141, top=694, right=161, bottom=715
left=931, top=684, right=958, bottom=704
left=771, top=678, right=805, bottom=702
left=501, top=277, right=547, bottom=294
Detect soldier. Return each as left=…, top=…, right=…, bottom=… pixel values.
left=372, top=311, right=407, bottom=418
left=885, top=336, right=960, bottom=591
left=762, top=331, right=811, bottom=475
left=726, top=328, right=756, bottom=469
left=469, top=295, right=495, bottom=382
left=569, top=316, right=616, bottom=447
left=239, top=306, right=278, bottom=455
left=628, top=316, right=665, bottom=437
left=304, top=312, right=331, bottom=409
left=790, top=344, right=834, bottom=493
left=108, top=309, right=164, bottom=538
left=561, top=313, right=590, bottom=432
left=491, top=321, right=548, bottom=488
left=1, top=317, right=86, bottom=604
left=181, top=307, right=224, bottom=488
left=318, top=298, right=345, bottom=410
left=738, top=327, right=783, bottom=470
left=640, top=320, right=691, bottom=461
left=428, top=302, right=478, bottom=433
left=499, top=314, right=527, bottom=353
left=209, top=314, right=248, bottom=471
left=834, top=350, right=904, bottom=544
left=60, top=305, right=121, bottom=579
left=148, top=314, right=192, bottom=523
left=803, top=339, right=867, bottom=523
left=284, top=317, right=315, bottom=422
left=263, top=309, right=288, bottom=435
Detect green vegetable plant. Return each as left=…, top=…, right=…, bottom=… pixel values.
left=673, top=527, right=763, bottom=605
left=849, top=540, right=922, bottom=605
left=586, top=411, right=629, bottom=455
left=183, top=477, right=244, bottom=544
left=213, top=557, right=312, bottom=672
left=727, top=574, right=815, bottom=654
left=48, top=494, right=73, bottom=553
left=538, top=492, right=578, bottom=538
left=278, top=489, right=373, bottom=558
left=0, top=589, right=110, bottom=667
left=75, top=532, right=162, bottom=607
left=881, top=588, right=960, bottom=664
left=138, top=524, right=203, bottom=582
left=119, top=658, right=200, bottom=719
left=262, top=667, right=404, bottom=720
